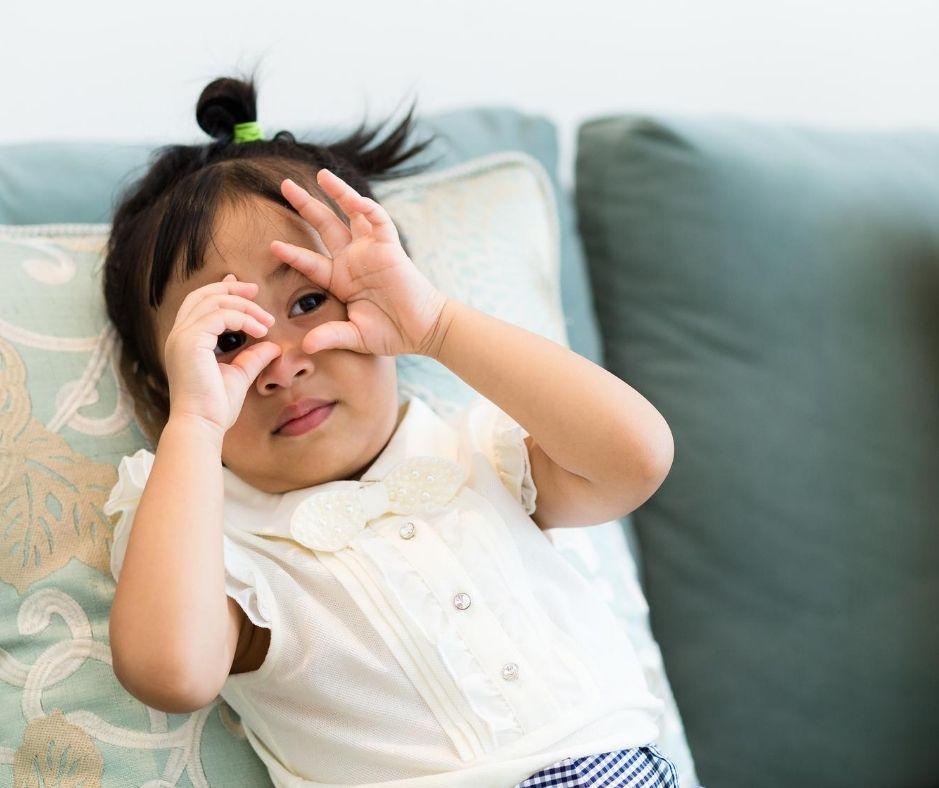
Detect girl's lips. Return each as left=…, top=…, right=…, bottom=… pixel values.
left=275, top=402, right=336, bottom=437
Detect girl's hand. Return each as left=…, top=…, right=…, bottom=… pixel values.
left=163, top=275, right=282, bottom=435
left=270, top=168, right=450, bottom=357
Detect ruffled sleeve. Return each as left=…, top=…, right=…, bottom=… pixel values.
left=102, top=448, right=273, bottom=629
left=102, top=448, right=155, bottom=584
left=222, top=539, right=273, bottom=629
left=459, top=397, right=539, bottom=516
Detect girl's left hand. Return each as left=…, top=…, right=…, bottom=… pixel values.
left=270, top=169, right=450, bottom=358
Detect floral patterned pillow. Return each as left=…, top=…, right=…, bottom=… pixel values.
left=0, top=151, right=697, bottom=786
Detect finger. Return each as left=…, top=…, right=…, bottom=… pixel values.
left=280, top=178, right=351, bottom=257
left=349, top=195, right=400, bottom=244
left=177, top=276, right=258, bottom=320
left=227, top=341, right=282, bottom=384
left=317, top=169, right=399, bottom=244
left=269, top=240, right=333, bottom=290
left=302, top=320, right=367, bottom=355
left=349, top=211, right=373, bottom=241
left=186, top=292, right=275, bottom=328
left=176, top=277, right=258, bottom=325
left=191, top=309, right=270, bottom=351
left=314, top=169, right=377, bottom=239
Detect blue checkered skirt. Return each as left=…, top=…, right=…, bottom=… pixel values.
left=513, top=745, right=680, bottom=787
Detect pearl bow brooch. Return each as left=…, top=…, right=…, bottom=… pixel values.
left=289, top=456, right=469, bottom=552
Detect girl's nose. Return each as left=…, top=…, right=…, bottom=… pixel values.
left=255, top=339, right=315, bottom=393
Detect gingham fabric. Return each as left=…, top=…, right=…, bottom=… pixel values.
left=514, top=745, right=680, bottom=787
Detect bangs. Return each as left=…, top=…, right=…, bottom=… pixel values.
left=146, top=158, right=338, bottom=309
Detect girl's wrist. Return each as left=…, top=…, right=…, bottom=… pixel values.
left=417, top=296, right=461, bottom=360
left=164, top=412, right=226, bottom=452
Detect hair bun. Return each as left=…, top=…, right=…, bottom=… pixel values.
left=195, top=76, right=258, bottom=141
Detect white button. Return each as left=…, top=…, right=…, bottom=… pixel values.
left=501, top=662, right=519, bottom=681
left=399, top=521, right=416, bottom=539
left=453, top=592, right=472, bottom=610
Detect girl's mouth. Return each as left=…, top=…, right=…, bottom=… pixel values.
left=274, top=402, right=337, bottom=437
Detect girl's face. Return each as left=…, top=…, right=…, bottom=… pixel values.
left=153, top=194, right=403, bottom=494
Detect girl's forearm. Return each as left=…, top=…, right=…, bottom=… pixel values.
left=424, top=298, right=673, bottom=489
left=109, top=415, right=230, bottom=699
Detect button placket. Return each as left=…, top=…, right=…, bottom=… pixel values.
left=377, top=510, right=557, bottom=731
left=390, top=518, right=521, bottom=688
left=394, top=513, right=505, bottom=680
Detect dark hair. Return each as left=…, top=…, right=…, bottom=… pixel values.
left=102, top=70, right=443, bottom=445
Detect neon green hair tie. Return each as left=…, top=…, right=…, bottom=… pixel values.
left=233, top=121, right=264, bottom=143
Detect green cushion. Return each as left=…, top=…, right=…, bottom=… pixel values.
left=575, top=114, right=939, bottom=788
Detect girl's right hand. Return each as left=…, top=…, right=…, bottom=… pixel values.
left=163, top=273, right=282, bottom=436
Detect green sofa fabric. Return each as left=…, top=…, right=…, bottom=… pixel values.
left=575, top=114, right=939, bottom=787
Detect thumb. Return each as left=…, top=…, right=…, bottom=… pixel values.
left=231, top=341, right=282, bottom=383
left=303, top=321, right=367, bottom=355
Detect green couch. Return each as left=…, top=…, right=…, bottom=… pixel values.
left=574, top=115, right=939, bottom=787
left=2, top=107, right=937, bottom=788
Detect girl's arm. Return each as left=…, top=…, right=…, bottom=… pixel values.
left=111, top=276, right=278, bottom=712
left=109, top=415, right=239, bottom=712
left=266, top=170, right=672, bottom=529
left=425, top=299, right=674, bottom=529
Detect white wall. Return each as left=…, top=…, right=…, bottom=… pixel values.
left=4, top=0, right=939, bottom=192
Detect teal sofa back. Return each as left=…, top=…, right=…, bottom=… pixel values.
left=575, top=114, right=939, bottom=788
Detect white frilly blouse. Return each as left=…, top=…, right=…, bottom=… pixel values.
left=104, top=394, right=665, bottom=787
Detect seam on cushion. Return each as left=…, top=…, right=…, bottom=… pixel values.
left=0, top=223, right=111, bottom=234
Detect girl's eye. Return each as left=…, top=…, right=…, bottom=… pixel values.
left=214, top=330, right=245, bottom=357
left=214, top=292, right=328, bottom=357
left=288, top=292, right=327, bottom=318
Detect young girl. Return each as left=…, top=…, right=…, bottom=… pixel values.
left=102, top=74, right=682, bottom=788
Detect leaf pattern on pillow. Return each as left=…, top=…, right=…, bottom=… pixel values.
left=12, top=709, right=104, bottom=786
left=0, top=336, right=117, bottom=592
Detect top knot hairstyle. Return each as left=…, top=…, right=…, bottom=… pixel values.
left=196, top=76, right=261, bottom=141
left=102, top=73, right=442, bottom=445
